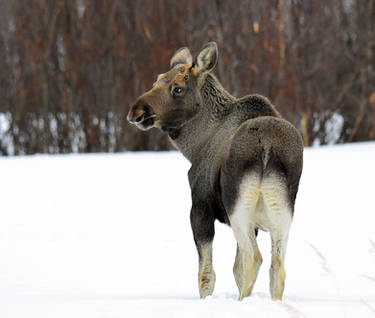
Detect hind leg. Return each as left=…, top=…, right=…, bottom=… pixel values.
left=268, top=225, right=290, bottom=300
left=228, top=175, right=263, bottom=300
left=232, top=235, right=262, bottom=300
left=262, top=176, right=292, bottom=300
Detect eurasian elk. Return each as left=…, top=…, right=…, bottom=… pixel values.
left=127, top=42, right=303, bottom=301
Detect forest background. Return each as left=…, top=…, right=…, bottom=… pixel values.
left=0, top=0, right=374, bottom=155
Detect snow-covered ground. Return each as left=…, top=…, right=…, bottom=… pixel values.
left=0, top=143, right=374, bottom=317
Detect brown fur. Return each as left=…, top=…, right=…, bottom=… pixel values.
left=128, top=42, right=303, bottom=300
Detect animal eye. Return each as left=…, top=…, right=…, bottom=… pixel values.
left=173, top=87, right=183, bottom=95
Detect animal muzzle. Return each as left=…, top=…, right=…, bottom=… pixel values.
left=127, top=100, right=156, bottom=130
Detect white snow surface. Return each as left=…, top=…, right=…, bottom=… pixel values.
left=1, top=142, right=374, bottom=318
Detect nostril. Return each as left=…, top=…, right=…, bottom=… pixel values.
left=127, top=100, right=154, bottom=124
left=135, top=114, right=144, bottom=123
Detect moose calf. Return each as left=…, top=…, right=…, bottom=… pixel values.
left=128, top=42, right=303, bottom=301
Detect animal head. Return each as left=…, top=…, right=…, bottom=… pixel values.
left=127, top=42, right=218, bottom=131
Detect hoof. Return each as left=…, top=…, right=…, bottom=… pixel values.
left=198, top=268, right=216, bottom=298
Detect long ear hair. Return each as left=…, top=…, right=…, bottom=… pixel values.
left=191, top=42, right=218, bottom=76
left=170, top=47, right=193, bottom=69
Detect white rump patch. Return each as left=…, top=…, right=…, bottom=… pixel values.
left=229, top=173, right=292, bottom=256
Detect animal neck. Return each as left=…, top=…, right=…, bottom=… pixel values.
left=200, top=74, right=235, bottom=120
left=170, top=74, right=235, bottom=162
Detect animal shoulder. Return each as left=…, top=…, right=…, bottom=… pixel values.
left=229, top=94, right=281, bottom=121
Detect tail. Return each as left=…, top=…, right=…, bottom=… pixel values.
left=261, top=145, right=271, bottom=175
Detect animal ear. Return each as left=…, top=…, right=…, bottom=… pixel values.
left=192, top=42, right=218, bottom=76
left=170, top=47, right=193, bottom=69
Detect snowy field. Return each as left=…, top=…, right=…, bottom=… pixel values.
left=0, top=142, right=374, bottom=317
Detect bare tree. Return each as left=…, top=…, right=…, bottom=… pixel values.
left=0, top=0, right=374, bottom=155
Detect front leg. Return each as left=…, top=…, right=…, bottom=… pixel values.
left=190, top=202, right=216, bottom=298
left=197, top=241, right=215, bottom=298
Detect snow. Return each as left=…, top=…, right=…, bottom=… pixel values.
left=0, top=112, right=13, bottom=155
left=0, top=143, right=374, bottom=317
